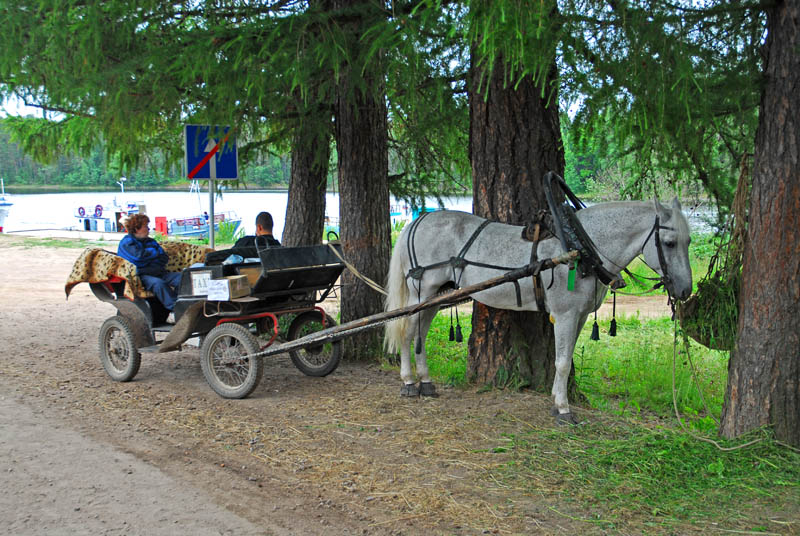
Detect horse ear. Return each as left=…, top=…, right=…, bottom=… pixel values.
left=671, top=197, right=682, bottom=211
left=653, top=195, right=668, bottom=220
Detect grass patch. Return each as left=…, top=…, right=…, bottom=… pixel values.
left=0, top=236, right=115, bottom=249
left=574, top=314, right=729, bottom=429
left=499, top=422, right=799, bottom=532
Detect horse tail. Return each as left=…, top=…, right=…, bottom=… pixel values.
left=384, top=226, right=411, bottom=354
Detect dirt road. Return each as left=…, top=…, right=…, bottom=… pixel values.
left=0, top=236, right=698, bottom=535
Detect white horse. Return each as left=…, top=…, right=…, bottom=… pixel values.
left=384, top=197, right=692, bottom=422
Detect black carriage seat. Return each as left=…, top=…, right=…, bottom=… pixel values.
left=252, top=244, right=344, bottom=299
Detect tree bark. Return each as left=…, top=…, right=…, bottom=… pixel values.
left=333, top=0, right=390, bottom=360
left=720, top=0, right=800, bottom=446
left=468, top=49, right=573, bottom=395
left=283, top=124, right=330, bottom=247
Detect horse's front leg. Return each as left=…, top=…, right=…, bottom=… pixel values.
left=551, top=312, right=585, bottom=425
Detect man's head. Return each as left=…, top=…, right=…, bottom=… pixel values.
left=255, top=211, right=274, bottom=236
left=126, top=214, right=150, bottom=239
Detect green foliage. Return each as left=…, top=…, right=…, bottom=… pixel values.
left=215, top=220, right=244, bottom=245
left=390, top=220, right=406, bottom=249
left=561, top=0, right=763, bottom=209
left=574, top=315, right=728, bottom=422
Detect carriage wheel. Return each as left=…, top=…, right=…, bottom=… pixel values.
left=200, top=323, right=263, bottom=399
left=98, top=316, right=141, bottom=382
left=287, top=312, right=342, bottom=377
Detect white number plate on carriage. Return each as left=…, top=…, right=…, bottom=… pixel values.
left=191, top=270, right=212, bottom=295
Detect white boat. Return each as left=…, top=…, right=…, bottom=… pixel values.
left=75, top=198, right=146, bottom=233
left=0, top=179, right=14, bottom=233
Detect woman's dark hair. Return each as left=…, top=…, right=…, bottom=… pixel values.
left=126, top=214, right=150, bottom=235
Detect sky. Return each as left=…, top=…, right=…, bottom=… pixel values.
left=0, top=96, right=41, bottom=118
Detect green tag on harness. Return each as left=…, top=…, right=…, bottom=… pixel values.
left=567, top=261, right=576, bottom=291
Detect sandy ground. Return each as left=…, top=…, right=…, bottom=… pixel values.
left=0, top=236, right=761, bottom=536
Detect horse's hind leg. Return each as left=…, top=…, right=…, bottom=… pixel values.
left=412, top=307, right=439, bottom=396
left=399, top=307, right=439, bottom=397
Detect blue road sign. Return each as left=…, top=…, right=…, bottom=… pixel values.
left=184, top=125, right=238, bottom=180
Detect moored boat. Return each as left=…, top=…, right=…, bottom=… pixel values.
left=157, top=211, right=242, bottom=238
left=75, top=198, right=146, bottom=233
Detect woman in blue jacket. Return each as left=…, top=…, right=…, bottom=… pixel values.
left=118, top=214, right=182, bottom=311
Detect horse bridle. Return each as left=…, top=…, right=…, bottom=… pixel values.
left=640, top=214, right=676, bottom=293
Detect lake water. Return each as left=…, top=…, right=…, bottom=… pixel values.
left=1, top=189, right=715, bottom=238
left=2, top=190, right=474, bottom=238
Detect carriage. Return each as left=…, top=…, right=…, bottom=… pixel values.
left=68, top=172, right=691, bottom=422
left=85, top=243, right=346, bottom=399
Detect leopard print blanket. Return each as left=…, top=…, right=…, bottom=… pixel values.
left=65, top=241, right=213, bottom=300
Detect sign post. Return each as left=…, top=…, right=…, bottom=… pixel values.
left=184, top=125, right=238, bottom=249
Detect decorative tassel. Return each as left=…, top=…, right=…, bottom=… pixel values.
left=415, top=338, right=421, bottom=354
left=609, top=291, right=617, bottom=337
left=449, top=308, right=455, bottom=341
left=455, top=324, right=463, bottom=343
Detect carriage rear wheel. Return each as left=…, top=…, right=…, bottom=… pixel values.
left=287, top=312, right=341, bottom=377
left=99, top=316, right=141, bottom=382
left=200, top=323, right=263, bottom=399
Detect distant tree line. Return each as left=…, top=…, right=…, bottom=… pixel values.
left=0, top=125, right=294, bottom=189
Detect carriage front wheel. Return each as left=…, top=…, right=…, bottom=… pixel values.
left=99, top=316, right=141, bottom=382
left=288, top=312, right=342, bottom=377
left=200, top=323, right=263, bottom=399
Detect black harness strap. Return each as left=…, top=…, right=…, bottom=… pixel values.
left=404, top=215, right=531, bottom=307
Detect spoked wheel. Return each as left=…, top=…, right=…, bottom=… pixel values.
left=200, top=323, right=263, bottom=399
left=98, top=316, right=141, bottom=382
left=287, top=312, right=342, bottom=377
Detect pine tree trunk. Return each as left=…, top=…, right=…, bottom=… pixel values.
left=720, top=0, right=800, bottom=446
left=333, top=0, right=390, bottom=360
left=283, top=126, right=330, bottom=247
left=467, top=50, right=576, bottom=396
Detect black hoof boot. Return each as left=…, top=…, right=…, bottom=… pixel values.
left=419, top=382, right=439, bottom=397
left=555, top=412, right=579, bottom=426
left=400, top=383, right=420, bottom=397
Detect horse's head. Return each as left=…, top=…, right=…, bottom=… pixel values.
left=642, top=197, right=693, bottom=300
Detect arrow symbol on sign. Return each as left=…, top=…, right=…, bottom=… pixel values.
left=204, top=138, right=217, bottom=180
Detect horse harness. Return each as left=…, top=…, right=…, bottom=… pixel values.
left=405, top=211, right=538, bottom=309
left=401, top=173, right=631, bottom=312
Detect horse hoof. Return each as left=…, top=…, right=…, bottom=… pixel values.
left=550, top=406, right=560, bottom=417
left=400, top=383, right=419, bottom=397
left=555, top=412, right=579, bottom=426
left=419, top=382, right=439, bottom=397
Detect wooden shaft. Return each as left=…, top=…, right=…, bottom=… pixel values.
left=254, top=250, right=578, bottom=359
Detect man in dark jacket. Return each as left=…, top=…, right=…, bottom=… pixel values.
left=233, top=211, right=281, bottom=249
left=118, top=214, right=182, bottom=310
